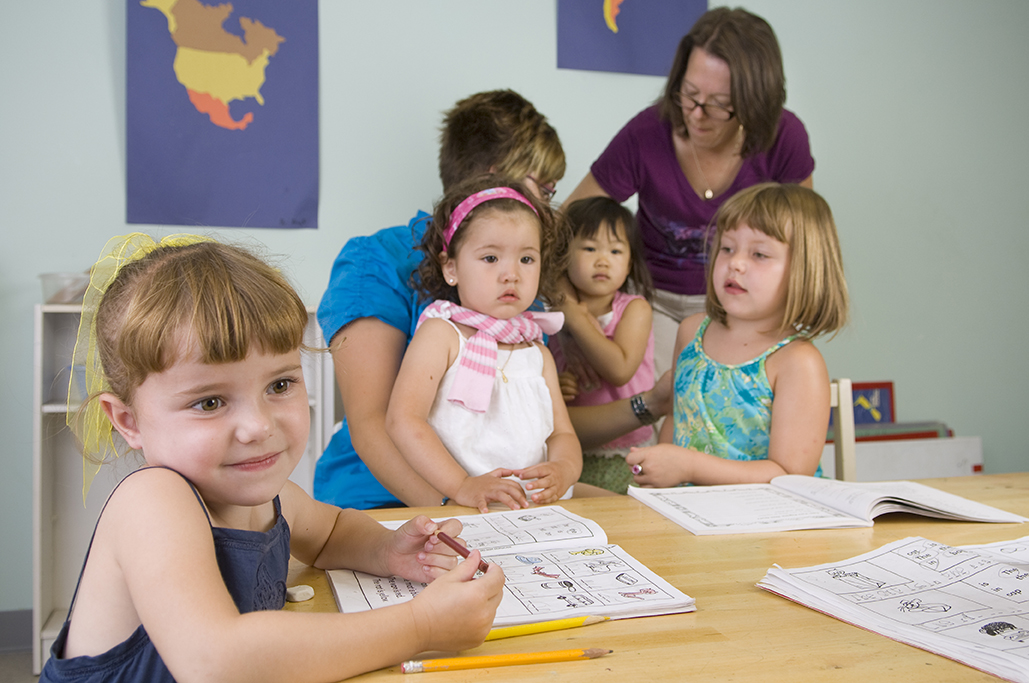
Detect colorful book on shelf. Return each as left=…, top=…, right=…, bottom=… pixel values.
left=327, top=506, right=695, bottom=625
left=757, top=535, right=1029, bottom=683
left=627, top=475, right=1027, bottom=536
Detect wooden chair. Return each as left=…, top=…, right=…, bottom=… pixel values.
left=830, top=379, right=857, bottom=481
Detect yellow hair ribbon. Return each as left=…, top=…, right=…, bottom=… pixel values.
left=69, top=233, right=214, bottom=503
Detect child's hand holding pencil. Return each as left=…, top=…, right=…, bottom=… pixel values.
left=407, top=532, right=505, bottom=653
left=435, top=531, right=490, bottom=573
left=383, top=516, right=473, bottom=582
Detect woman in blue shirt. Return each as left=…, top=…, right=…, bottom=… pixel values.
left=316, top=90, right=671, bottom=509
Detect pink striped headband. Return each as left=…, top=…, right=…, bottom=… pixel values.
left=442, top=187, right=539, bottom=251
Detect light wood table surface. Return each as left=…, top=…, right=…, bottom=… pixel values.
left=286, top=473, right=1029, bottom=682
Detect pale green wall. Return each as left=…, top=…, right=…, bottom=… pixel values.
left=2, top=1, right=1027, bottom=613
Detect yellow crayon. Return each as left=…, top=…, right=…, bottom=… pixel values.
left=483, top=615, right=610, bottom=641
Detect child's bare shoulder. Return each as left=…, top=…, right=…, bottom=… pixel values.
left=767, top=338, right=828, bottom=383
left=536, top=340, right=557, bottom=366
left=97, top=468, right=213, bottom=565
left=102, top=468, right=206, bottom=522
left=109, top=466, right=194, bottom=501
left=416, top=316, right=458, bottom=336
left=623, top=296, right=653, bottom=313
left=411, top=316, right=462, bottom=349
left=677, top=313, right=707, bottom=340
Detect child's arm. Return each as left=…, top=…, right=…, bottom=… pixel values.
left=517, top=343, right=583, bottom=504
left=281, top=480, right=461, bottom=580
left=764, top=340, right=832, bottom=475
left=386, top=318, right=529, bottom=513
left=558, top=295, right=654, bottom=387
left=92, top=468, right=504, bottom=683
left=626, top=332, right=830, bottom=487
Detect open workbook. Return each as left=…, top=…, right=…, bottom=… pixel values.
left=758, top=535, right=1029, bottom=683
left=627, top=475, right=1027, bottom=535
left=327, top=506, right=695, bottom=625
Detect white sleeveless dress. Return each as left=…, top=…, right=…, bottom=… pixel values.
left=427, top=319, right=557, bottom=482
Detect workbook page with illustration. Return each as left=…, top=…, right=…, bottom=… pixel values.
left=758, top=535, right=1029, bottom=683
left=328, top=506, right=695, bottom=625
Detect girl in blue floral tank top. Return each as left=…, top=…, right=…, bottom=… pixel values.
left=625, top=184, right=848, bottom=488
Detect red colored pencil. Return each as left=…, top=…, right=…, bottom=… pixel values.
left=435, top=531, right=490, bottom=573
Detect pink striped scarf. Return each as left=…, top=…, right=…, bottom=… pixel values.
left=417, top=300, right=564, bottom=413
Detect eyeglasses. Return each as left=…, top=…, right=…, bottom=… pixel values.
left=675, top=91, right=735, bottom=121
left=527, top=176, right=557, bottom=203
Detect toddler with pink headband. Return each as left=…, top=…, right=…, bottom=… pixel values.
left=385, top=176, right=582, bottom=513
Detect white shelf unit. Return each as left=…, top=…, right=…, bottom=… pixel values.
left=819, top=436, right=983, bottom=481
left=31, top=304, right=334, bottom=673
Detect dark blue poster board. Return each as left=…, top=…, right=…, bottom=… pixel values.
left=127, top=0, right=318, bottom=229
left=557, top=0, right=707, bottom=77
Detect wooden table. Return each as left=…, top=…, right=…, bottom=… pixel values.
left=286, top=473, right=1029, bottom=682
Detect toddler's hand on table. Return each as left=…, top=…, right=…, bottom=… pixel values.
left=517, top=461, right=577, bottom=505
left=386, top=516, right=466, bottom=582
left=455, top=470, right=528, bottom=513
left=408, top=550, right=505, bottom=652
left=626, top=444, right=689, bottom=488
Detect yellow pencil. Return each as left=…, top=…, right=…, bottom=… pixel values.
left=401, top=648, right=612, bottom=673
left=484, top=615, right=610, bottom=641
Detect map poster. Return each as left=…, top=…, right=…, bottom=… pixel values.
left=127, top=0, right=318, bottom=229
left=557, top=0, right=707, bottom=77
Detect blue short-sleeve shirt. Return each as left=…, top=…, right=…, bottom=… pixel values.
left=315, top=212, right=430, bottom=509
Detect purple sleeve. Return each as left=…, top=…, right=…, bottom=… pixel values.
left=589, top=109, right=656, bottom=203
left=767, top=109, right=815, bottom=182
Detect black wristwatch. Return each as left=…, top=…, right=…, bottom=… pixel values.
left=630, top=393, right=659, bottom=426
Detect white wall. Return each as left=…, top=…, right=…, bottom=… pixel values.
left=2, top=0, right=1028, bottom=613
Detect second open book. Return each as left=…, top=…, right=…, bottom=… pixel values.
left=627, top=475, right=1027, bottom=535
left=328, top=506, right=695, bottom=625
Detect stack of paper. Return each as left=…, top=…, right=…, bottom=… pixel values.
left=758, top=536, right=1029, bottom=682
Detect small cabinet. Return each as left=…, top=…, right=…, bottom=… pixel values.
left=31, top=304, right=334, bottom=672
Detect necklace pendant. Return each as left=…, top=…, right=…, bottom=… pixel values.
left=704, top=189, right=713, bottom=200
left=498, top=368, right=508, bottom=383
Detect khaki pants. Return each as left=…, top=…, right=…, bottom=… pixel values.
left=651, top=288, right=706, bottom=381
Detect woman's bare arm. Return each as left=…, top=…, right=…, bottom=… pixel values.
left=561, top=171, right=612, bottom=207
left=330, top=318, right=444, bottom=506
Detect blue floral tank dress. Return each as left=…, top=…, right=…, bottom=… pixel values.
left=673, top=317, right=823, bottom=476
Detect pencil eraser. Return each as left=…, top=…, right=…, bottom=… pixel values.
left=286, top=584, right=315, bottom=602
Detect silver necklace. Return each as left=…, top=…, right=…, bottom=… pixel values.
left=687, top=127, right=743, bottom=201
left=687, top=138, right=715, bottom=200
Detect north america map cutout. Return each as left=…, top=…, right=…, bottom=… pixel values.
left=141, top=0, right=283, bottom=130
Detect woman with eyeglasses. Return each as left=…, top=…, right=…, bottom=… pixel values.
left=563, top=8, right=814, bottom=380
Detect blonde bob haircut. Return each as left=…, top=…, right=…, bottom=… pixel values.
left=705, top=183, right=849, bottom=339
left=95, top=240, right=309, bottom=405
